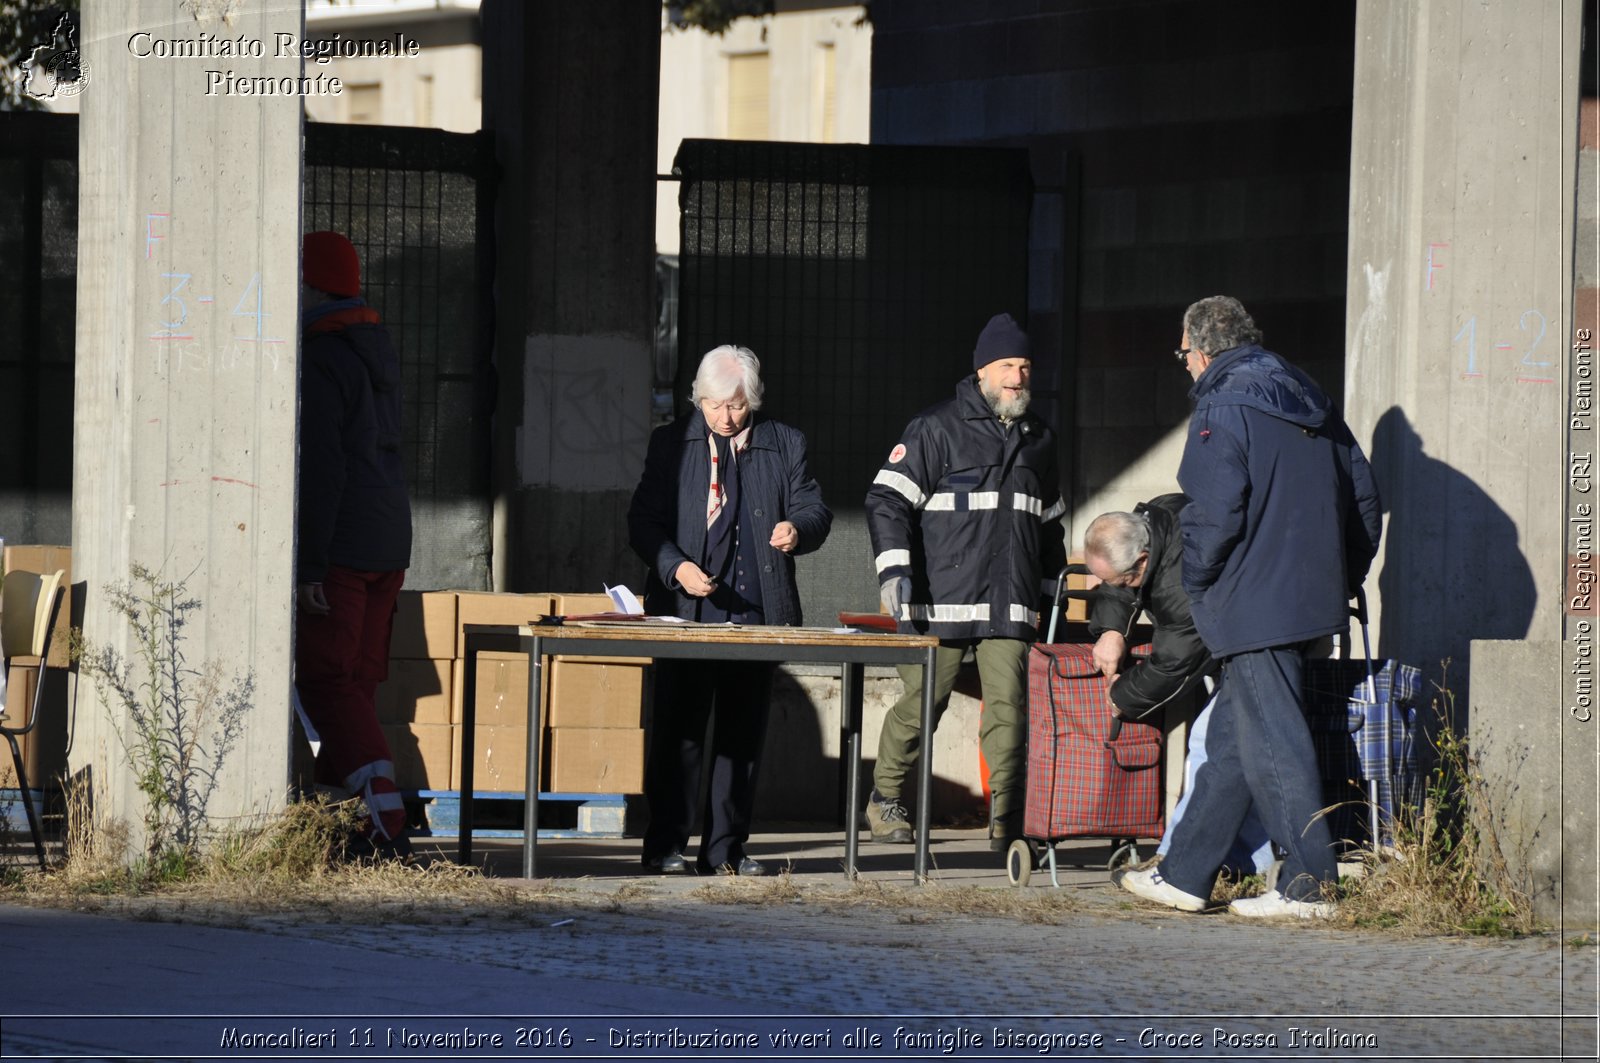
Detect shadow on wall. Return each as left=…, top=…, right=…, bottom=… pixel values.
left=1369, top=406, right=1537, bottom=716
left=753, top=669, right=984, bottom=828
left=753, top=669, right=833, bottom=825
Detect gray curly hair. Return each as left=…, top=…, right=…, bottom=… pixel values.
left=1183, top=296, right=1262, bottom=356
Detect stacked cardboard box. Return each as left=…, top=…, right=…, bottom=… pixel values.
left=380, top=590, right=646, bottom=797
left=542, top=594, right=647, bottom=794
left=449, top=591, right=553, bottom=793
left=378, top=590, right=460, bottom=790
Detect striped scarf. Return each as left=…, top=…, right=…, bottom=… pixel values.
left=705, top=425, right=752, bottom=529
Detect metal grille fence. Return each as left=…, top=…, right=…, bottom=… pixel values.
left=0, top=112, right=77, bottom=545
left=674, top=139, right=1032, bottom=623
left=304, top=123, right=497, bottom=590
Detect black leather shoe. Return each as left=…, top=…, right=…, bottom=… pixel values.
left=642, top=849, right=689, bottom=873
left=714, top=856, right=767, bottom=877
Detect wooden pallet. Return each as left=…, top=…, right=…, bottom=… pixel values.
left=404, top=790, right=627, bottom=839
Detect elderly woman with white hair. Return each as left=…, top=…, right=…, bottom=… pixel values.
left=627, top=344, right=833, bottom=875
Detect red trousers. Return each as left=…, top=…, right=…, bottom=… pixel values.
left=295, top=566, right=406, bottom=838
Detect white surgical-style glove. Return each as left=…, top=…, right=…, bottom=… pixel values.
left=880, top=577, right=912, bottom=620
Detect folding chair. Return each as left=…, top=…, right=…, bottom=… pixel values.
left=1, top=568, right=65, bottom=869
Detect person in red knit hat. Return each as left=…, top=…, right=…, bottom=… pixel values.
left=297, top=230, right=413, bottom=858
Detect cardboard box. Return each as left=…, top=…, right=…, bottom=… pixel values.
left=548, top=727, right=645, bottom=794
left=551, top=593, right=650, bottom=664
left=2, top=545, right=72, bottom=669
left=381, top=723, right=455, bottom=790
left=390, top=591, right=458, bottom=660
left=452, top=650, right=547, bottom=730
left=0, top=661, right=68, bottom=787
left=1063, top=558, right=1090, bottom=624
left=455, top=592, right=553, bottom=657
left=375, top=659, right=454, bottom=726
left=451, top=724, right=537, bottom=793
left=547, top=661, right=646, bottom=729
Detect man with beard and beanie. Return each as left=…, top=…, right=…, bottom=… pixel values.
left=863, top=312, right=1067, bottom=851
left=1116, top=295, right=1381, bottom=918
left=296, top=230, right=413, bottom=858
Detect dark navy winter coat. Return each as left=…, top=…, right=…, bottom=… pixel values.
left=628, top=412, right=832, bottom=626
left=1177, top=344, right=1382, bottom=658
left=298, top=304, right=413, bottom=582
left=866, top=377, right=1067, bottom=641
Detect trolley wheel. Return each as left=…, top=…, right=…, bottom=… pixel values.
left=1006, top=838, right=1034, bottom=887
left=1107, top=838, right=1141, bottom=872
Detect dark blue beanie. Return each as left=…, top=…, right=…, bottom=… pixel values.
left=974, top=312, right=1030, bottom=371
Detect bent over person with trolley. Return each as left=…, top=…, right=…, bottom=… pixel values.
left=1117, top=295, right=1381, bottom=918
left=864, top=312, right=1066, bottom=852
left=1083, top=495, right=1272, bottom=879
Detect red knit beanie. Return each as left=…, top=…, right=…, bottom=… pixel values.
left=302, top=231, right=361, bottom=297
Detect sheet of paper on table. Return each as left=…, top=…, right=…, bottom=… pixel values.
left=597, top=583, right=688, bottom=622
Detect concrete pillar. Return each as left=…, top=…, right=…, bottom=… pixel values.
left=481, top=0, right=659, bottom=594
left=1344, top=0, right=1592, bottom=929
left=73, top=0, right=301, bottom=851
left=1472, top=640, right=1595, bottom=928
left=1343, top=0, right=1579, bottom=683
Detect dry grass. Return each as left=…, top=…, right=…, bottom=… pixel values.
left=0, top=684, right=1548, bottom=941
left=1324, top=687, right=1540, bottom=938
left=1329, top=796, right=1535, bottom=937
left=4, top=794, right=591, bottom=927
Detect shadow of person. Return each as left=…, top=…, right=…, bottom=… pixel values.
left=1369, top=406, right=1537, bottom=723
left=753, top=667, right=833, bottom=831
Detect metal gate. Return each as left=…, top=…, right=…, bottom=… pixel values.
left=0, top=114, right=497, bottom=592
left=673, top=139, right=1033, bottom=624
left=297, top=123, right=497, bottom=590
left=0, top=112, right=77, bottom=546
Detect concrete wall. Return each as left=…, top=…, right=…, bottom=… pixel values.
left=73, top=0, right=303, bottom=850
left=756, top=669, right=982, bottom=824
left=870, top=0, right=1357, bottom=549
left=1342, top=0, right=1576, bottom=685
left=1472, top=641, right=1596, bottom=929
left=1344, top=0, right=1590, bottom=927
left=481, top=0, right=660, bottom=595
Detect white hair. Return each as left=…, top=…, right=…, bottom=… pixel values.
left=1084, top=511, right=1150, bottom=576
left=690, top=345, right=764, bottom=410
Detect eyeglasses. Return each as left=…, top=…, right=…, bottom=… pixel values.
left=701, top=399, right=749, bottom=414
left=1173, top=347, right=1193, bottom=365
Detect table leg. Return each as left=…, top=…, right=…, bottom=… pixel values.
left=457, top=644, right=478, bottom=865
left=915, top=644, right=937, bottom=884
left=523, top=634, right=545, bottom=880
left=842, top=660, right=863, bottom=879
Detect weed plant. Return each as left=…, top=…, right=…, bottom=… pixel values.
left=75, top=563, right=252, bottom=867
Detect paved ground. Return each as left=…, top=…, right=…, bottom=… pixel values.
left=1, top=828, right=1596, bottom=1062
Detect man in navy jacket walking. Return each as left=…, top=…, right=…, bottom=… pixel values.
left=1118, top=295, right=1381, bottom=918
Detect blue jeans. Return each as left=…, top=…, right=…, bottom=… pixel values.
left=1157, top=685, right=1275, bottom=877
left=1159, top=645, right=1335, bottom=903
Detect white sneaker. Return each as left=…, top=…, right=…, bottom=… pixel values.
left=1228, top=888, right=1335, bottom=920
left=1114, top=866, right=1208, bottom=912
